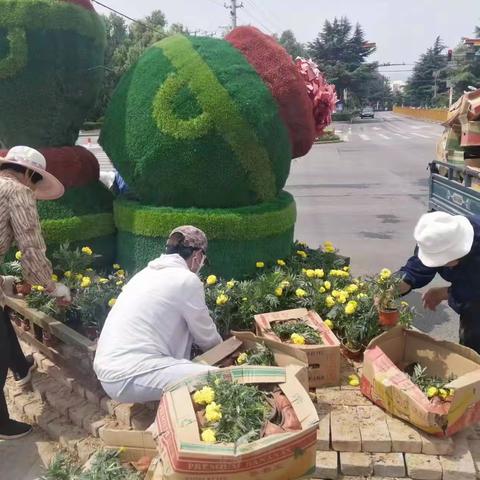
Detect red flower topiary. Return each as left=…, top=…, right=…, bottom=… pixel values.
left=226, top=26, right=316, bottom=159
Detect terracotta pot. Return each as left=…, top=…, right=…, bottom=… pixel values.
left=378, top=308, right=400, bottom=327
left=340, top=341, right=364, bottom=362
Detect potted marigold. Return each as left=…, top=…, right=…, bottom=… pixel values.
left=369, top=268, right=402, bottom=327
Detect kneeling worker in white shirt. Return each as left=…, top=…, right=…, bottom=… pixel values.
left=93, top=226, right=222, bottom=403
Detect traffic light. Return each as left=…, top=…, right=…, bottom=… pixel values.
left=447, top=49, right=453, bottom=62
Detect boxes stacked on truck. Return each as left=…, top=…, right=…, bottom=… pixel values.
left=441, top=90, right=480, bottom=174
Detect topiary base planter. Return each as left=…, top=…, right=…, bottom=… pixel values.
left=114, top=192, right=296, bottom=279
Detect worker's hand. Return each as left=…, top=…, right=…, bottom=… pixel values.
left=1, top=276, right=18, bottom=296
left=422, top=287, right=449, bottom=311
left=50, top=282, right=71, bottom=304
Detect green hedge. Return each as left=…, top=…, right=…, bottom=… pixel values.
left=37, top=183, right=113, bottom=219
left=100, top=34, right=291, bottom=208
left=0, top=1, right=105, bottom=147
left=116, top=228, right=294, bottom=279
left=114, top=192, right=296, bottom=277
left=114, top=191, right=296, bottom=240
left=332, top=112, right=353, bottom=121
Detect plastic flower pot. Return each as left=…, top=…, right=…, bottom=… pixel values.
left=378, top=308, right=400, bottom=327
left=15, top=282, right=31, bottom=296
left=42, top=330, right=57, bottom=348
left=340, top=340, right=364, bottom=362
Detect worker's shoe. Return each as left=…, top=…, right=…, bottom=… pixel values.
left=13, top=355, right=36, bottom=386
left=0, top=419, right=33, bottom=440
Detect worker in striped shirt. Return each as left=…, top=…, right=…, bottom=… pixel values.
left=0, top=146, right=71, bottom=440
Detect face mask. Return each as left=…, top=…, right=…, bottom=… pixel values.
left=193, top=251, right=206, bottom=275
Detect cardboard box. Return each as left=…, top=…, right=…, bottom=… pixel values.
left=155, top=365, right=319, bottom=480
left=361, top=327, right=480, bottom=437
left=254, top=308, right=341, bottom=388
left=460, top=115, right=480, bottom=147
left=193, top=331, right=309, bottom=391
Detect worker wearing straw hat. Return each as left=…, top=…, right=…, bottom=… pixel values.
left=0, top=146, right=71, bottom=440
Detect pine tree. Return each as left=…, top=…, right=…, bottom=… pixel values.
left=278, top=30, right=306, bottom=59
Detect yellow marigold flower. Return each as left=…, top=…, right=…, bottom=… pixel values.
left=277, top=259, right=286, bottom=267
left=319, top=287, right=326, bottom=293
left=345, top=300, right=358, bottom=315
left=51, top=274, right=58, bottom=282
left=206, top=275, right=217, bottom=286
left=81, top=276, right=91, bottom=288
left=193, top=386, right=215, bottom=405
left=379, top=268, right=392, bottom=280
left=226, top=280, right=235, bottom=289
left=343, top=266, right=350, bottom=272
left=205, top=402, right=222, bottom=423
left=325, top=296, right=335, bottom=308
left=116, top=280, right=124, bottom=286
left=256, top=261, right=265, bottom=268
left=323, top=241, right=335, bottom=253
left=401, top=301, right=409, bottom=307
left=201, top=428, right=217, bottom=444
left=15, top=251, right=22, bottom=260
left=116, top=269, right=125, bottom=277
left=337, top=294, right=347, bottom=304
left=357, top=293, right=368, bottom=299
left=216, top=293, right=229, bottom=306
left=108, top=298, right=117, bottom=308
left=99, top=278, right=109, bottom=284
left=427, top=386, right=438, bottom=398
left=76, top=273, right=83, bottom=281
left=64, top=271, right=72, bottom=279
left=36, top=285, right=45, bottom=292
left=438, top=388, right=449, bottom=400
left=315, top=269, right=324, bottom=278
left=275, top=287, right=283, bottom=297
left=449, top=388, right=455, bottom=397
left=332, top=290, right=340, bottom=298
left=346, top=284, right=358, bottom=294
left=237, top=352, right=248, bottom=365
left=348, top=374, right=360, bottom=387
left=323, top=281, right=331, bottom=290
left=324, top=319, right=334, bottom=329
left=295, top=288, right=307, bottom=298
left=86, top=268, right=93, bottom=272
left=291, top=333, right=306, bottom=345
left=81, top=246, right=93, bottom=256
left=296, top=250, right=307, bottom=258
left=113, top=264, right=121, bottom=270
left=306, top=269, right=315, bottom=278
left=280, top=280, right=290, bottom=288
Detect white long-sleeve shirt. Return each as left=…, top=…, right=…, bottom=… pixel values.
left=94, top=254, right=222, bottom=383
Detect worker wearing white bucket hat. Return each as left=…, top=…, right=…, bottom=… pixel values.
left=0, top=146, right=70, bottom=440
left=398, top=211, right=480, bottom=352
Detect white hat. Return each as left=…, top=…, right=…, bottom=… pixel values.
left=0, top=146, right=64, bottom=200
left=414, top=212, right=474, bottom=267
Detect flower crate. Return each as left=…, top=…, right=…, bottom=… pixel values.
left=254, top=308, right=341, bottom=388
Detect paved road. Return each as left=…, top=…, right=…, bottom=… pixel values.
left=287, top=111, right=458, bottom=341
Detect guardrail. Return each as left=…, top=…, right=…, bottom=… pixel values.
left=393, top=106, right=448, bottom=123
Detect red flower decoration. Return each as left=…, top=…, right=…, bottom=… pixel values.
left=295, top=58, right=337, bottom=135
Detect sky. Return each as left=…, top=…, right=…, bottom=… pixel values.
left=93, top=0, right=480, bottom=82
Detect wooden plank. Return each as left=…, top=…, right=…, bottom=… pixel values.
left=330, top=406, right=361, bottom=452
left=356, top=406, right=391, bottom=453
left=6, top=296, right=96, bottom=355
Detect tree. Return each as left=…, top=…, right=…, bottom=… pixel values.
left=278, top=30, right=306, bottom=59
left=308, top=17, right=377, bottom=106
left=448, top=25, right=480, bottom=100
left=404, top=37, right=448, bottom=107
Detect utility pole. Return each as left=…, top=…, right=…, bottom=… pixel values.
left=225, top=0, right=243, bottom=29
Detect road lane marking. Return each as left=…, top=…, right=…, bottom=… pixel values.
left=359, top=134, right=370, bottom=141
left=378, top=133, right=391, bottom=140
left=393, top=133, right=410, bottom=139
